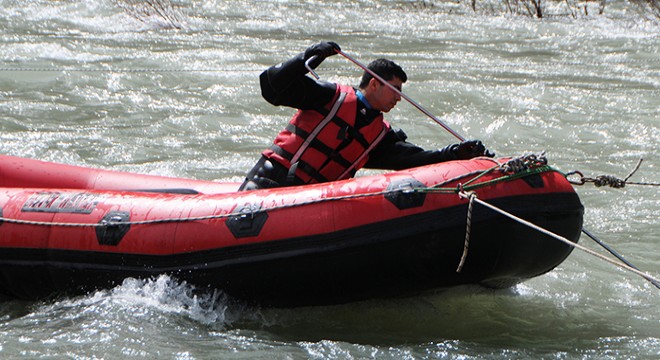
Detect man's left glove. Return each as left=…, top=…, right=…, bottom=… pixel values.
left=303, top=41, right=341, bottom=69
left=453, top=140, right=495, bottom=160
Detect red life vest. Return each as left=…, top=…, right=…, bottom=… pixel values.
left=263, top=84, right=390, bottom=184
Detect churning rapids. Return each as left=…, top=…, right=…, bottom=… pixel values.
left=0, top=1, right=658, bottom=359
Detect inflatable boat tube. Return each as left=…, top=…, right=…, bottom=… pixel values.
left=0, top=154, right=583, bottom=306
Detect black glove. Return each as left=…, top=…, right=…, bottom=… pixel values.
left=452, top=140, right=495, bottom=160
left=303, top=41, right=341, bottom=69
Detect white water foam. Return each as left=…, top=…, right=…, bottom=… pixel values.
left=32, top=275, right=236, bottom=327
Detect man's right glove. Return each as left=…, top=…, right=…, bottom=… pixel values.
left=303, top=41, right=341, bottom=69
left=453, top=140, right=495, bottom=160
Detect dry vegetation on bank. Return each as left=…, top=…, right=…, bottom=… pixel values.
left=411, top=0, right=660, bottom=19
left=113, top=0, right=660, bottom=29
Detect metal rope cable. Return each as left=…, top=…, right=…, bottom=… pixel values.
left=566, top=158, right=660, bottom=188
left=582, top=228, right=660, bottom=290
left=457, top=191, right=660, bottom=288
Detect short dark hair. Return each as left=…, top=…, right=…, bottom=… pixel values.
left=358, top=58, right=407, bottom=89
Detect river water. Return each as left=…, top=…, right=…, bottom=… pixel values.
left=0, top=0, right=658, bottom=358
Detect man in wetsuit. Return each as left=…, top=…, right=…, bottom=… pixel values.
left=239, top=41, right=494, bottom=191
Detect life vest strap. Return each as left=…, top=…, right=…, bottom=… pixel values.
left=336, top=125, right=389, bottom=180
left=290, top=92, right=348, bottom=165
left=280, top=124, right=354, bottom=169
left=288, top=160, right=330, bottom=184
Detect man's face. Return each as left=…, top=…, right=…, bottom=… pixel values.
left=367, top=77, right=403, bottom=113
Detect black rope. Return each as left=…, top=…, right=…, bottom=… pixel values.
left=582, top=228, right=660, bottom=290
left=567, top=158, right=659, bottom=188
left=590, top=175, right=627, bottom=188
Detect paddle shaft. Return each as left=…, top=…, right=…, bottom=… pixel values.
left=339, top=51, right=465, bottom=141
left=305, top=51, right=466, bottom=142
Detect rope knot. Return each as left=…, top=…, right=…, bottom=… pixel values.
left=594, top=175, right=626, bottom=188
left=501, top=152, right=548, bottom=174
left=566, top=158, right=660, bottom=188
left=458, top=190, right=477, bottom=201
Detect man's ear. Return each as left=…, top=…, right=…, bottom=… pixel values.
left=368, top=77, right=380, bottom=90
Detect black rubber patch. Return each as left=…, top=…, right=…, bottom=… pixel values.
left=96, top=211, right=131, bottom=246
left=226, top=203, right=268, bottom=238
left=385, top=178, right=427, bottom=210
left=522, top=173, right=545, bottom=188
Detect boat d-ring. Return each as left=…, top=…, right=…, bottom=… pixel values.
left=385, top=178, right=426, bottom=210
left=226, top=203, right=269, bottom=238
left=565, top=171, right=586, bottom=185
left=96, top=211, right=131, bottom=246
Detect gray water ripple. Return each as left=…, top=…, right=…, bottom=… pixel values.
left=0, top=0, right=658, bottom=359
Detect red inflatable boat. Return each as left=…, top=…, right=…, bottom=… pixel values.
left=0, top=154, right=583, bottom=306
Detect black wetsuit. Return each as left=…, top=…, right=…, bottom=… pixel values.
left=240, top=52, right=459, bottom=190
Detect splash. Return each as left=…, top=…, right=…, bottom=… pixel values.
left=36, top=275, right=237, bottom=327
left=107, top=275, right=229, bottom=324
